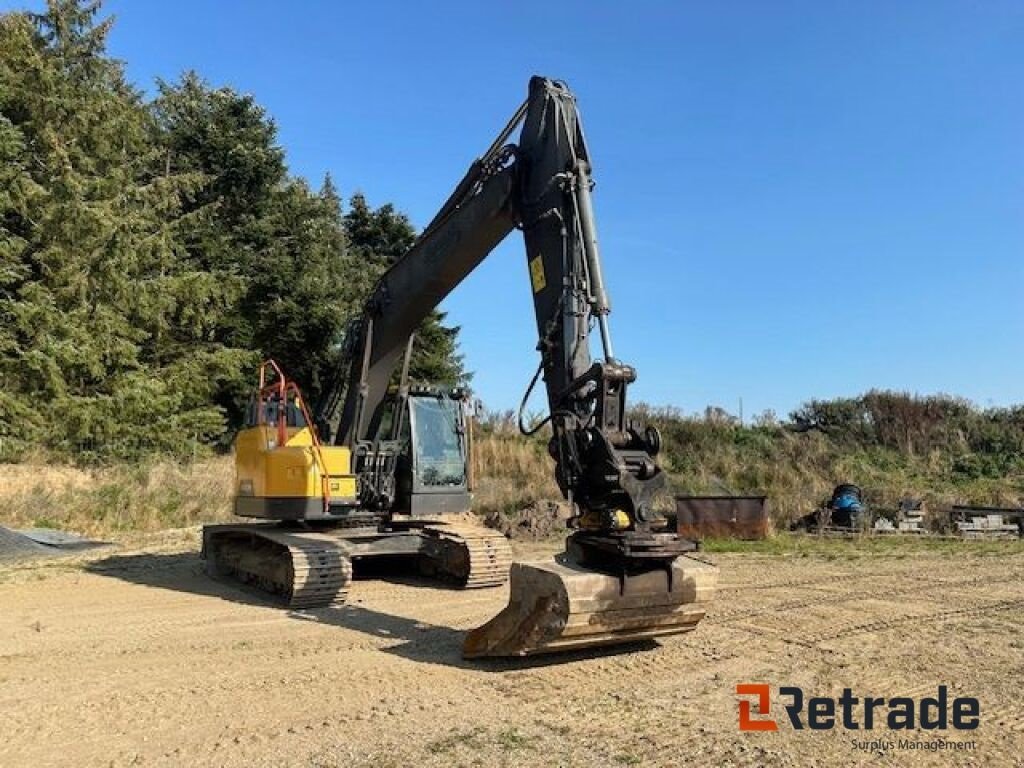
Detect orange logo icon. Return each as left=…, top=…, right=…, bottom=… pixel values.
left=737, top=683, right=779, bottom=731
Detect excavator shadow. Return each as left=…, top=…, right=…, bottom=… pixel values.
left=287, top=603, right=657, bottom=670
left=85, top=551, right=280, bottom=606
left=85, top=551, right=660, bottom=669
left=84, top=551, right=472, bottom=607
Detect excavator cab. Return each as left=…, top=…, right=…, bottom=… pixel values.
left=351, top=387, right=472, bottom=518
left=403, top=391, right=472, bottom=514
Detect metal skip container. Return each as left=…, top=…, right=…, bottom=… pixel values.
left=675, top=495, right=769, bottom=540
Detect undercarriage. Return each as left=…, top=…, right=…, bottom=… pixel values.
left=202, top=519, right=512, bottom=609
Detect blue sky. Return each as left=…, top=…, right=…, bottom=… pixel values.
left=9, top=1, right=1023, bottom=417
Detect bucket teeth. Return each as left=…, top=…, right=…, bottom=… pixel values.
left=463, top=554, right=717, bottom=658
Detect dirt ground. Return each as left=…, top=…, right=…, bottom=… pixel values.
left=1, top=532, right=1022, bottom=768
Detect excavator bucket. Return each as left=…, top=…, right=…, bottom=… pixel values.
left=463, top=554, right=717, bottom=658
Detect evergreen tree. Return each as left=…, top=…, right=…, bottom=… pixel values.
left=343, top=193, right=470, bottom=387
left=149, top=71, right=284, bottom=417
left=244, top=176, right=355, bottom=406
left=0, top=0, right=244, bottom=460
left=151, top=75, right=354, bottom=413
left=407, top=310, right=467, bottom=387
left=0, top=0, right=470, bottom=462
left=153, top=71, right=287, bottom=229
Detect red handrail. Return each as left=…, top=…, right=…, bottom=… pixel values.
left=255, top=360, right=331, bottom=515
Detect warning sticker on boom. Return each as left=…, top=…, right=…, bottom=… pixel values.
left=529, top=256, right=546, bottom=293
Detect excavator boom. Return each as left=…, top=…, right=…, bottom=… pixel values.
left=333, top=78, right=672, bottom=535
left=316, top=76, right=717, bottom=656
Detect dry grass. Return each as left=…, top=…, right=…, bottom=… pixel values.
left=0, top=456, right=233, bottom=537
left=0, top=434, right=558, bottom=539
left=2, top=422, right=1020, bottom=540
left=470, top=432, right=560, bottom=519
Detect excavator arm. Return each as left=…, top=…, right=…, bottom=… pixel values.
left=331, top=77, right=670, bottom=548
left=516, top=78, right=668, bottom=540
left=334, top=166, right=516, bottom=449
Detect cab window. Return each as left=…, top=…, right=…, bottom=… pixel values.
left=410, top=397, right=465, bottom=488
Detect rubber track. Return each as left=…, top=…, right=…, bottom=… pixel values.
left=423, top=524, right=513, bottom=588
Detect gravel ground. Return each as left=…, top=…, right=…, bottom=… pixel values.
left=0, top=532, right=1022, bottom=767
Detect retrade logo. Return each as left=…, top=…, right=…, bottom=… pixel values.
left=736, top=684, right=980, bottom=732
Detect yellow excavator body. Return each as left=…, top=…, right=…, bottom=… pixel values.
left=234, top=424, right=357, bottom=516
left=203, top=362, right=513, bottom=609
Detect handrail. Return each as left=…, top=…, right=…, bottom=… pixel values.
left=255, top=360, right=332, bottom=515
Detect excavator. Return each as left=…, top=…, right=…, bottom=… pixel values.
left=202, top=76, right=718, bottom=657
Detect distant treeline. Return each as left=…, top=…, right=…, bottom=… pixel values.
left=646, top=392, right=1024, bottom=516
left=0, top=1, right=466, bottom=462
left=480, top=391, right=1024, bottom=521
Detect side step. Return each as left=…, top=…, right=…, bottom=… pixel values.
left=463, top=554, right=717, bottom=658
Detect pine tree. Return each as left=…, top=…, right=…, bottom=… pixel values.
left=149, top=71, right=291, bottom=421
left=407, top=310, right=468, bottom=387
left=343, top=192, right=470, bottom=387
left=0, top=0, right=471, bottom=462
left=0, top=0, right=243, bottom=460
left=244, top=176, right=354, bottom=406
left=151, top=69, right=287, bottom=266
left=0, top=93, right=43, bottom=458
left=152, top=75, right=356, bottom=410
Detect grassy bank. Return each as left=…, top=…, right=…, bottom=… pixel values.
left=2, top=391, right=1023, bottom=539
left=473, top=396, right=1024, bottom=529
left=0, top=434, right=560, bottom=539
left=0, top=458, right=233, bottom=537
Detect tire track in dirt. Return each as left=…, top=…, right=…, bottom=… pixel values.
left=715, top=568, right=914, bottom=593
left=3, top=543, right=1023, bottom=767
left=471, top=560, right=1024, bottom=707
left=708, top=572, right=1014, bottom=626
left=980, top=701, right=1024, bottom=733
left=724, top=598, right=1024, bottom=649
